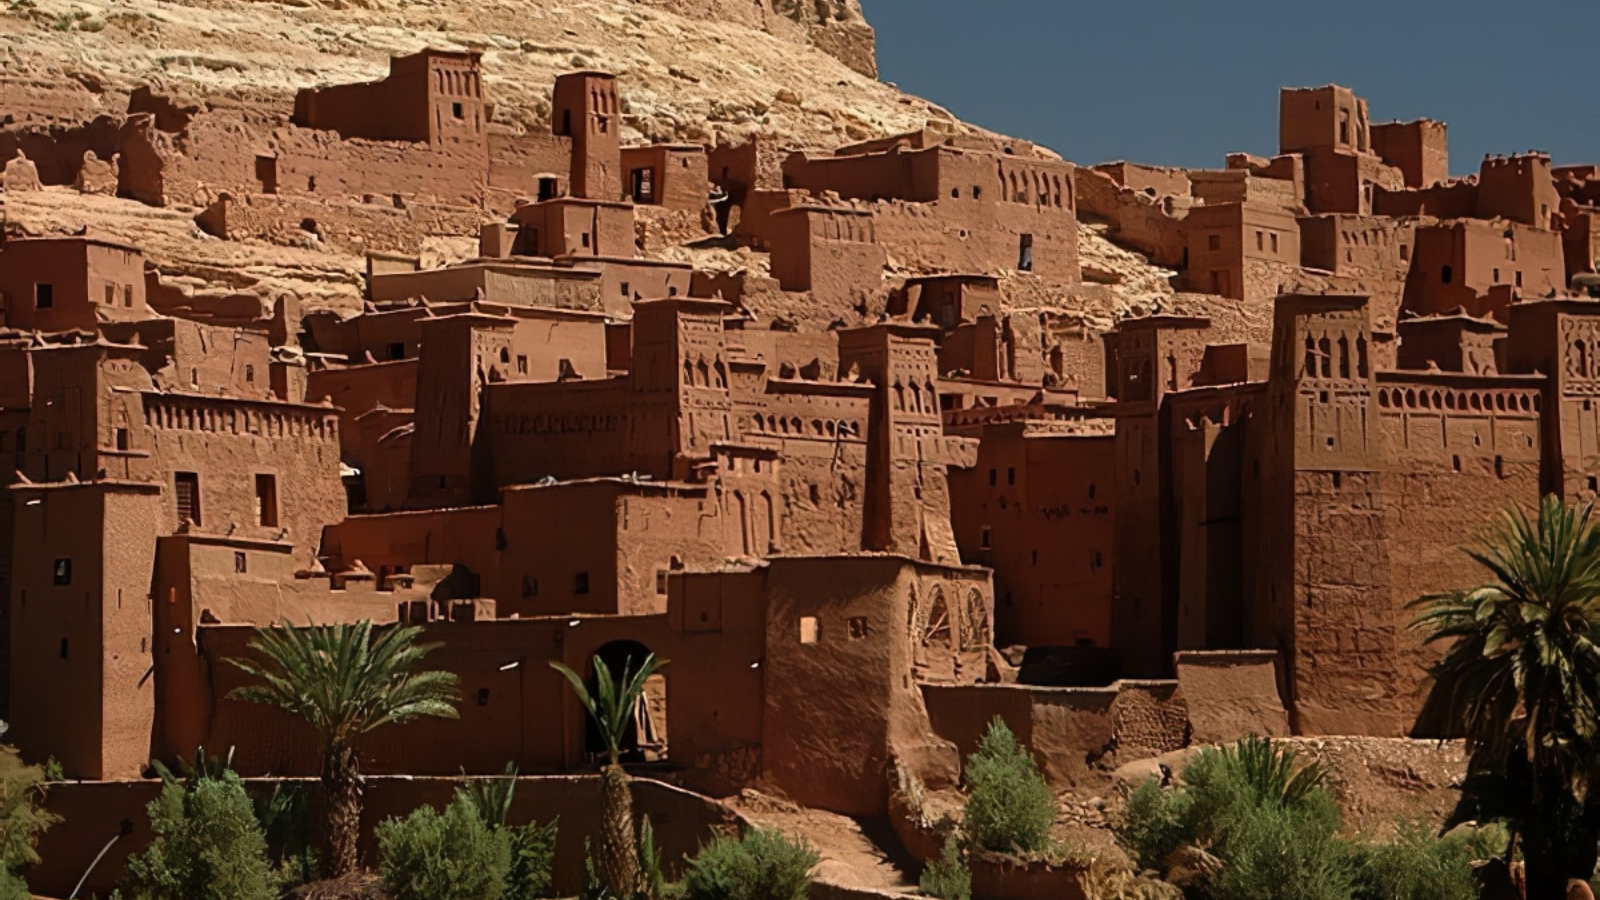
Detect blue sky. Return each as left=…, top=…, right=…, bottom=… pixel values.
left=867, top=0, right=1596, bottom=176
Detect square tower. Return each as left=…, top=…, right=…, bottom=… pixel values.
left=553, top=72, right=622, bottom=201
left=1280, top=85, right=1371, bottom=155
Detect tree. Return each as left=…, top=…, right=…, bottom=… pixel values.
left=0, top=744, right=59, bottom=900
left=962, top=718, right=1055, bottom=856
left=550, top=653, right=666, bottom=899
left=376, top=794, right=509, bottom=900
left=228, top=620, right=460, bottom=876
left=123, top=770, right=277, bottom=900
left=1410, top=494, right=1600, bottom=899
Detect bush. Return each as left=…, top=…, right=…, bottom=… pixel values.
left=1112, top=737, right=1355, bottom=900
left=123, top=771, right=277, bottom=900
left=962, top=718, right=1055, bottom=856
left=0, top=743, right=59, bottom=900
left=1353, top=823, right=1506, bottom=900
left=456, top=767, right=556, bottom=900
left=681, top=828, right=819, bottom=900
left=377, top=795, right=510, bottom=900
left=505, top=817, right=558, bottom=900
left=919, top=834, right=970, bottom=900
left=1115, top=776, right=1192, bottom=873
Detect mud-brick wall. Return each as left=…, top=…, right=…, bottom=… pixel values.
left=31, top=776, right=737, bottom=899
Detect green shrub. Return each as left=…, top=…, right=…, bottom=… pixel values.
left=681, top=828, right=819, bottom=900
left=1114, top=776, right=1192, bottom=873
left=123, top=771, right=277, bottom=900
left=1112, top=737, right=1354, bottom=900
left=377, top=795, right=510, bottom=900
left=919, top=834, right=970, bottom=900
left=1353, top=823, right=1506, bottom=900
left=0, top=743, right=59, bottom=899
left=505, top=817, right=559, bottom=900
left=962, top=718, right=1055, bottom=856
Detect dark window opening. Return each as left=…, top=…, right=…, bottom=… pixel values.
left=477, top=688, right=490, bottom=706
left=575, top=572, right=590, bottom=594
left=175, top=472, right=201, bottom=527
left=244, top=364, right=255, bottom=384
left=848, top=617, right=869, bottom=639
left=630, top=167, right=656, bottom=204
left=1017, top=233, right=1034, bottom=272
left=1007, top=467, right=1016, bottom=486
left=255, top=474, right=279, bottom=527
left=59, top=638, right=69, bottom=659
left=115, top=428, right=129, bottom=451
left=560, top=109, right=572, bottom=135
left=521, top=576, right=538, bottom=597
left=452, top=102, right=464, bottom=120
left=980, top=526, right=992, bottom=550
left=1441, top=264, right=1453, bottom=284
left=35, top=283, right=53, bottom=309
left=255, top=155, right=278, bottom=194
left=234, top=551, right=248, bottom=574
left=387, top=343, right=406, bottom=361
left=1207, top=234, right=1221, bottom=252
left=656, top=570, right=668, bottom=594
left=53, top=558, right=71, bottom=585
left=104, top=284, right=115, bottom=305
left=537, top=177, right=559, bottom=202
left=516, top=355, right=528, bottom=375
left=581, top=232, right=591, bottom=249
left=620, top=281, right=630, bottom=297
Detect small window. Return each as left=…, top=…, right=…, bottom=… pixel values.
left=1092, top=551, right=1104, bottom=568
left=234, top=551, right=248, bottom=574
left=477, top=688, right=490, bottom=706
left=848, top=617, right=869, bottom=639
left=980, top=526, right=992, bottom=550
left=575, top=572, right=590, bottom=594
left=1493, top=268, right=1500, bottom=281
left=581, top=232, right=591, bottom=249
left=521, top=575, right=538, bottom=597
left=1441, top=265, right=1453, bottom=284
left=175, top=472, right=201, bottom=527
left=59, top=638, right=69, bottom=659
left=1255, top=231, right=1264, bottom=252
left=1516, top=271, right=1523, bottom=287
left=1400, top=245, right=1409, bottom=261
left=1007, top=467, right=1016, bottom=486
left=799, top=616, right=819, bottom=644
left=1088, top=483, right=1097, bottom=499
left=255, top=474, right=278, bottom=527
left=620, top=281, right=631, bottom=297
left=988, top=468, right=996, bottom=487
left=973, top=186, right=982, bottom=199
left=1207, top=234, right=1221, bottom=252
left=516, top=355, right=528, bottom=375
left=1017, top=233, right=1034, bottom=272
left=124, top=285, right=134, bottom=307
left=452, top=102, right=464, bottom=120
left=115, top=428, right=129, bottom=451
left=656, top=570, right=668, bottom=594
left=244, top=364, right=255, bottom=384
left=387, top=343, right=406, bottom=361
left=1270, top=233, right=1279, bottom=253
left=35, top=283, right=53, bottom=309
left=950, top=187, right=959, bottom=199
left=53, top=558, right=71, bottom=585
left=104, top=284, right=116, bottom=305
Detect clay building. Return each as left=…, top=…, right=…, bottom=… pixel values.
left=621, top=145, right=710, bottom=212
left=1401, top=219, right=1565, bottom=320
left=0, top=237, right=149, bottom=332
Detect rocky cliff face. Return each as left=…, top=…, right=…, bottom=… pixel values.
left=0, top=0, right=1176, bottom=317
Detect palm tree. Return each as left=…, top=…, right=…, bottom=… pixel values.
left=550, top=653, right=666, bottom=899
left=1410, top=494, right=1600, bottom=899
left=228, top=620, right=460, bottom=877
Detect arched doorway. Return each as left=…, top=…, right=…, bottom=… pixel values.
left=584, top=640, right=667, bottom=763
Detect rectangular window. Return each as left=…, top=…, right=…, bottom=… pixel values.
left=175, top=472, right=201, bottom=527
left=255, top=474, right=279, bottom=527
left=521, top=575, right=538, bottom=597
left=387, top=343, right=406, bottom=361
left=516, top=355, right=528, bottom=375
left=124, top=285, right=134, bottom=307
left=104, top=284, right=116, bottom=305
left=1516, top=271, right=1523, bottom=287
left=1270, top=233, right=1279, bottom=253
left=115, top=428, right=129, bottom=451
left=451, top=102, right=464, bottom=120
left=574, top=572, right=590, bottom=594
left=1017, top=233, right=1033, bottom=272
left=1207, top=234, right=1221, bottom=251
left=581, top=232, right=591, bottom=249
left=53, top=558, right=71, bottom=585
left=981, top=526, right=992, bottom=550
left=1255, top=231, right=1264, bottom=252
left=35, top=283, right=53, bottom=309
left=234, top=551, right=248, bottom=574
left=656, top=570, right=668, bottom=594
left=620, top=282, right=631, bottom=298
